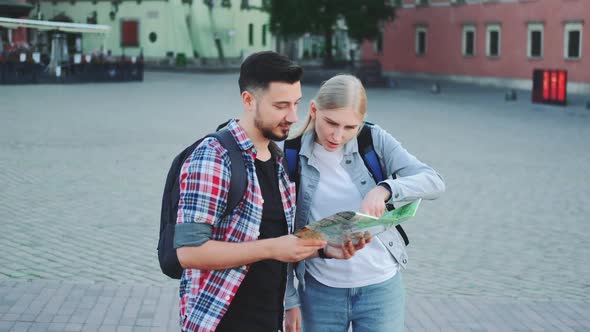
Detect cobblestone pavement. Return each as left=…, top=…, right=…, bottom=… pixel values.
left=1, top=72, right=589, bottom=331
left=1, top=279, right=589, bottom=332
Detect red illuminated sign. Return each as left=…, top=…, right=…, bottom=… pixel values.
left=543, top=71, right=549, bottom=100
left=532, top=69, right=567, bottom=106
left=558, top=71, right=566, bottom=102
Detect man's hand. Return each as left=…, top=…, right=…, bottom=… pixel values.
left=285, top=307, right=302, bottom=332
left=271, top=235, right=326, bottom=262
left=359, top=185, right=390, bottom=217
left=325, top=234, right=371, bottom=259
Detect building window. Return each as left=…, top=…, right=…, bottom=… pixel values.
left=262, top=24, right=267, bottom=46
left=486, top=24, right=501, bottom=57
left=527, top=23, right=543, bottom=58
left=121, top=20, right=139, bottom=47
left=564, top=22, right=582, bottom=59
left=462, top=25, right=476, bottom=56
left=415, top=27, right=427, bottom=55
left=149, top=32, right=157, bottom=43
left=248, top=23, right=254, bottom=46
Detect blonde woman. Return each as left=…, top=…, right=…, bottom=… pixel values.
left=284, top=75, right=446, bottom=332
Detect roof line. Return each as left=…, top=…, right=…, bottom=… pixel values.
left=0, top=16, right=110, bottom=34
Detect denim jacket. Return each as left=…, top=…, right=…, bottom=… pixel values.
left=285, top=124, right=446, bottom=310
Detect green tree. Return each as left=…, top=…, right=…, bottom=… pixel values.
left=267, top=0, right=396, bottom=65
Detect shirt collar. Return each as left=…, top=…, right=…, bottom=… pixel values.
left=226, top=118, right=284, bottom=159
left=226, top=118, right=254, bottom=152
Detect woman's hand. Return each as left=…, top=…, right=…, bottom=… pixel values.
left=325, top=234, right=371, bottom=259
left=285, top=307, right=302, bottom=332
left=359, top=185, right=391, bottom=217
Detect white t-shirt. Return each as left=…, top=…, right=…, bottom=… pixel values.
left=305, top=143, right=398, bottom=288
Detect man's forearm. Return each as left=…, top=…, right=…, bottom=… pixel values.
left=177, top=239, right=274, bottom=270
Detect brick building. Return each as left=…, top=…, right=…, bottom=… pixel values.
left=361, top=0, right=589, bottom=93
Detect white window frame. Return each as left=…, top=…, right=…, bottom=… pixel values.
left=462, top=25, right=476, bottom=56
left=564, top=22, right=583, bottom=59
left=415, top=26, right=427, bottom=56
left=486, top=24, right=501, bottom=57
left=527, top=23, right=544, bottom=58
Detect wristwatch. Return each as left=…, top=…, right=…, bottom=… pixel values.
left=318, top=247, right=332, bottom=259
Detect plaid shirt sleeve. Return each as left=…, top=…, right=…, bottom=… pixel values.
left=175, top=137, right=230, bottom=243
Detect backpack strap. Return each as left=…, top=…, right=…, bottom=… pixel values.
left=215, top=119, right=231, bottom=131
left=358, top=122, right=409, bottom=246
left=284, top=135, right=302, bottom=184
left=209, top=129, right=247, bottom=216
left=357, top=122, right=386, bottom=183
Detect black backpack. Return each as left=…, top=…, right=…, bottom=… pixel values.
left=283, top=122, right=409, bottom=246
left=158, top=125, right=247, bottom=279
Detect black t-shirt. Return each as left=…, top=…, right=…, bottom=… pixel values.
left=216, top=157, right=288, bottom=332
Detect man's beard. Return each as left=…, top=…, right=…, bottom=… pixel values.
left=254, top=106, right=291, bottom=141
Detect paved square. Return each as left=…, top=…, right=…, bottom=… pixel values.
left=1, top=72, right=589, bottom=331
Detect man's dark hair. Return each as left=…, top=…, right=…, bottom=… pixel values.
left=238, top=51, right=303, bottom=94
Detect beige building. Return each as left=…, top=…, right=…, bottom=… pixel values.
left=32, top=0, right=273, bottom=63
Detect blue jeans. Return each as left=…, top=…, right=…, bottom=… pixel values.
left=300, top=272, right=405, bottom=332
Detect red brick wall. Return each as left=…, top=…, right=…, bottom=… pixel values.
left=362, top=0, right=589, bottom=83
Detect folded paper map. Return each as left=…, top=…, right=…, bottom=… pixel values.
left=294, top=199, right=422, bottom=246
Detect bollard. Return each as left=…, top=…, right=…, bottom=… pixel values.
left=505, top=89, right=517, bottom=101
left=431, top=82, right=440, bottom=94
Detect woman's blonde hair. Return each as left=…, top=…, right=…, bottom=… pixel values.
left=293, top=74, right=367, bottom=138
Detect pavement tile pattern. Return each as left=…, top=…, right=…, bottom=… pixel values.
left=1, top=72, right=589, bottom=331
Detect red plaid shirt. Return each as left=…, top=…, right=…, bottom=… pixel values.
left=176, top=119, right=296, bottom=331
